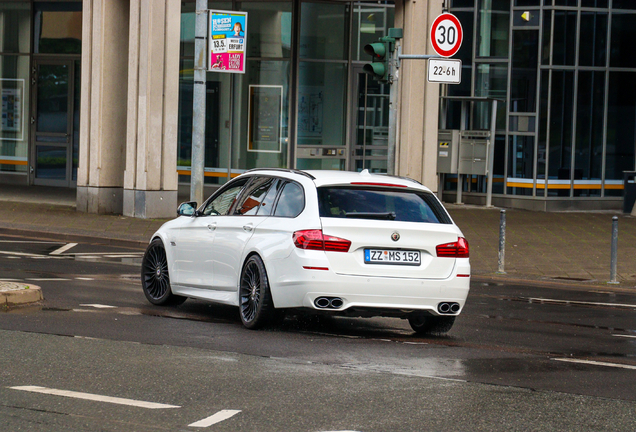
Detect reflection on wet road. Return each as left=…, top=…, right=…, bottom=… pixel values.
left=2, top=234, right=636, bottom=402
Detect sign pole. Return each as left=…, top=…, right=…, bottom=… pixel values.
left=387, top=41, right=400, bottom=176
left=191, top=0, right=208, bottom=205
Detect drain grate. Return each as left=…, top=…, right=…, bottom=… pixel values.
left=551, top=276, right=593, bottom=282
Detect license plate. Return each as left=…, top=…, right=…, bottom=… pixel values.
left=364, top=249, right=421, bottom=266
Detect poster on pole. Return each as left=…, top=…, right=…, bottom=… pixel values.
left=209, top=10, right=248, bottom=73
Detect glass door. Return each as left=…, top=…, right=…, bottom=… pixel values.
left=349, top=65, right=390, bottom=173
left=31, top=59, right=78, bottom=186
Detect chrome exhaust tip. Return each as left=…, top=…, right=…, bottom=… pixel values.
left=438, top=302, right=451, bottom=314
left=450, top=303, right=460, bottom=313
left=315, top=297, right=330, bottom=308
left=330, top=298, right=344, bottom=308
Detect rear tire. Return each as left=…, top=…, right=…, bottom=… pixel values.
left=239, top=255, right=275, bottom=329
left=408, top=314, right=455, bottom=335
left=141, top=239, right=186, bottom=306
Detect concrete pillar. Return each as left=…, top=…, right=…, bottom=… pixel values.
left=123, top=0, right=180, bottom=218
left=77, top=0, right=129, bottom=214
left=394, top=0, right=442, bottom=192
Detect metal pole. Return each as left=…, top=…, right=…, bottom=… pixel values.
left=498, top=209, right=506, bottom=274
left=190, top=0, right=208, bottom=205
left=486, top=99, right=497, bottom=207
left=609, top=216, right=619, bottom=284
left=387, top=41, right=401, bottom=176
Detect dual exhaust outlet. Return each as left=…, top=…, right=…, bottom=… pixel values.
left=438, top=302, right=460, bottom=314
left=314, top=297, right=344, bottom=309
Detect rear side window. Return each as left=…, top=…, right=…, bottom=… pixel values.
left=234, top=177, right=275, bottom=216
left=317, top=187, right=452, bottom=224
left=273, top=182, right=304, bottom=218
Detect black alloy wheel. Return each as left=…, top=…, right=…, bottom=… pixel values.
left=239, top=255, right=275, bottom=329
left=408, top=314, right=455, bottom=335
left=141, top=239, right=186, bottom=306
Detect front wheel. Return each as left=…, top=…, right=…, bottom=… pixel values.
left=141, top=239, right=186, bottom=306
left=239, top=255, right=275, bottom=329
left=408, top=314, right=455, bottom=335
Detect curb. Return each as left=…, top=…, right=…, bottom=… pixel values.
left=0, top=282, right=43, bottom=306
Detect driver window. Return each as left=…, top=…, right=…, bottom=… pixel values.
left=202, top=179, right=248, bottom=216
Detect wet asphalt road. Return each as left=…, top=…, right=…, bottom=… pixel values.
left=1, top=234, right=635, bottom=431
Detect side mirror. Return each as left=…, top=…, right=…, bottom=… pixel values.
left=177, top=201, right=198, bottom=217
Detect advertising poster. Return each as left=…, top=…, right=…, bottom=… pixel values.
left=248, top=85, right=282, bottom=153
left=209, top=10, right=248, bottom=74
left=1, top=79, right=24, bottom=139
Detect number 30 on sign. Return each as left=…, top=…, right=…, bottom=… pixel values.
left=430, top=13, right=463, bottom=58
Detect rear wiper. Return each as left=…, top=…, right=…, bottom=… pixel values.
left=344, top=211, right=396, bottom=220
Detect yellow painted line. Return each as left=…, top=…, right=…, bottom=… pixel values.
left=0, top=159, right=28, bottom=166
left=177, top=170, right=241, bottom=178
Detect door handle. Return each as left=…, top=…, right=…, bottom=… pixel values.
left=243, top=224, right=253, bottom=232
left=207, top=223, right=216, bottom=231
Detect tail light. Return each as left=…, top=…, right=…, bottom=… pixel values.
left=293, top=229, right=351, bottom=252
left=436, top=237, right=469, bottom=258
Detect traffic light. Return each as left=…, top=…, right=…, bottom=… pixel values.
left=363, top=40, right=391, bottom=82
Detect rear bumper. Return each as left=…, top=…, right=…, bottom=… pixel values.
left=267, top=252, right=470, bottom=316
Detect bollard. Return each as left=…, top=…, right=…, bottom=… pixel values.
left=498, top=209, right=506, bottom=274
left=609, top=216, right=619, bottom=284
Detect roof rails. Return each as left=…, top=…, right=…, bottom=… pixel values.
left=243, top=168, right=316, bottom=180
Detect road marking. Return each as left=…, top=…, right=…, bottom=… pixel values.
left=551, top=358, right=636, bottom=370
left=50, top=242, right=78, bottom=255
left=70, top=252, right=144, bottom=256
left=188, top=410, right=241, bottom=427
left=0, top=250, right=42, bottom=257
left=613, top=334, right=636, bottom=339
left=0, top=240, right=61, bottom=244
left=529, top=297, right=636, bottom=309
left=80, top=304, right=117, bottom=309
left=76, top=277, right=95, bottom=281
left=26, top=278, right=71, bottom=281
left=10, top=386, right=180, bottom=409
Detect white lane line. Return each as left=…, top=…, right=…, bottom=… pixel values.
left=188, top=410, right=241, bottom=428
left=0, top=240, right=62, bottom=244
left=70, top=252, right=144, bottom=256
left=613, top=334, right=636, bottom=339
left=50, top=243, right=78, bottom=255
left=80, top=304, right=117, bottom=309
left=529, top=297, right=636, bottom=309
left=0, top=278, right=20, bottom=281
left=26, top=278, right=71, bottom=281
left=0, top=250, right=42, bottom=257
left=76, top=277, right=95, bottom=281
left=551, top=358, right=636, bottom=370
left=10, top=386, right=180, bottom=409
left=104, top=254, right=143, bottom=258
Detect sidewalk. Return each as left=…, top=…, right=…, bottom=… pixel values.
left=0, top=186, right=634, bottom=287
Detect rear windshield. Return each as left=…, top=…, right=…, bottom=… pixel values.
left=317, top=187, right=452, bottom=224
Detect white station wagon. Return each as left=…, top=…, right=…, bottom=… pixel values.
left=141, top=169, right=470, bottom=334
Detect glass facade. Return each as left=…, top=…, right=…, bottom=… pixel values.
left=448, top=0, right=636, bottom=202
left=178, top=0, right=394, bottom=185
left=0, top=1, right=81, bottom=183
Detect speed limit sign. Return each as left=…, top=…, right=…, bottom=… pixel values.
left=430, top=13, right=463, bottom=58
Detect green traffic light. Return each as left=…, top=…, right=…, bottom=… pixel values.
left=364, top=42, right=386, bottom=59
left=363, top=62, right=386, bottom=77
